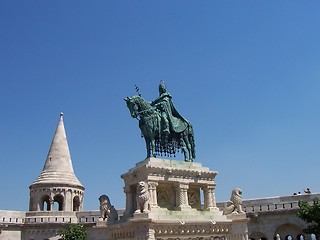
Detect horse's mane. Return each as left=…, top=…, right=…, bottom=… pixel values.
left=134, top=96, right=152, bottom=110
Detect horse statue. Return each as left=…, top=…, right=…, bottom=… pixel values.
left=125, top=94, right=195, bottom=162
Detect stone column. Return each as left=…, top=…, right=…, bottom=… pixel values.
left=202, top=184, right=218, bottom=211
left=65, top=189, right=70, bottom=211
left=80, top=195, right=84, bottom=211
left=176, top=183, right=191, bottom=210
left=37, top=198, right=41, bottom=211
left=124, top=185, right=133, bottom=217
left=49, top=197, right=54, bottom=211
left=148, top=181, right=159, bottom=208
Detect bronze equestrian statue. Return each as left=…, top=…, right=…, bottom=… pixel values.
left=125, top=82, right=195, bottom=162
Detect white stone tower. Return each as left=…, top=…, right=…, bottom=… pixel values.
left=29, top=113, right=84, bottom=212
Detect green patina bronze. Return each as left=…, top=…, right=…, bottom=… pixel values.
left=125, top=82, right=195, bottom=162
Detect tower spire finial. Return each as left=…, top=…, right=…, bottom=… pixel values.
left=31, top=112, right=83, bottom=188
left=29, top=112, right=84, bottom=212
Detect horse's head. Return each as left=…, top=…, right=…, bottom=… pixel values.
left=125, top=95, right=154, bottom=119
left=124, top=96, right=140, bottom=118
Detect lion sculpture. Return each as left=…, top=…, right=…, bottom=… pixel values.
left=223, top=188, right=245, bottom=215
left=135, top=181, right=150, bottom=213
left=98, top=195, right=118, bottom=222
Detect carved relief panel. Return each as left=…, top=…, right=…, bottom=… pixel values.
left=157, top=183, right=176, bottom=210
left=188, top=186, right=201, bottom=209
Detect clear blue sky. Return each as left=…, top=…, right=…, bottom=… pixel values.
left=1, top=1, right=320, bottom=211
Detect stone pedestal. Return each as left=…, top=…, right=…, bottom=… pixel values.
left=121, top=157, right=221, bottom=217
left=110, top=157, right=250, bottom=240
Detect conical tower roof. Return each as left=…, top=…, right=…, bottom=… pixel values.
left=31, top=113, right=84, bottom=189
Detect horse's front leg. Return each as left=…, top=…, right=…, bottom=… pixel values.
left=150, top=138, right=156, bottom=157
left=179, top=136, right=189, bottom=161
left=145, top=138, right=151, bottom=158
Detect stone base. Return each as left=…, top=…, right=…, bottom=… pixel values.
left=122, top=157, right=220, bottom=217
left=95, top=220, right=108, bottom=227
left=133, top=212, right=151, bottom=219
left=118, top=157, right=249, bottom=240
left=226, top=212, right=247, bottom=220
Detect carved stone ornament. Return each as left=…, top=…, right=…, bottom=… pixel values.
left=188, top=191, right=200, bottom=209
left=98, top=194, right=118, bottom=222
left=135, top=181, right=150, bottom=213
left=157, top=189, right=171, bottom=208
left=223, top=188, right=245, bottom=215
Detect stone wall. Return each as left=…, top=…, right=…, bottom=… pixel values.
left=218, top=192, right=320, bottom=240
left=2, top=193, right=319, bottom=240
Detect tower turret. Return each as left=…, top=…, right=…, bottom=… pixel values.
left=29, top=113, right=84, bottom=212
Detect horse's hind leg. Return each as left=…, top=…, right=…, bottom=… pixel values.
left=179, top=135, right=188, bottom=162
left=150, top=138, right=156, bottom=157
left=183, top=134, right=193, bottom=162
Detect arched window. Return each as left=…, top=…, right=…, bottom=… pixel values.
left=297, top=234, right=304, bottom=240
left=41, top=195, right=51, bottom=211
left=275, top=224, right=302, bottom=240
left=53, top=194, right=64, bottom=211
left=73, top=196, right=80, bottom=211
left=285, top=235, right=293, bottom=240
left=311, top=234, right=316, bottom=240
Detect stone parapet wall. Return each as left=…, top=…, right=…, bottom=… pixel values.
left=216, top=193, right=320, bottom=240
left=217, top=193, right=320, bottom=214
left=0, top=210, right=121, bottom=225
left=0, top=210, right=26, bottom=224
left=25, top=211, right=78, bottom=224
left=77, top=210, right=100, bottom=223
left=6, top=191, right=314, bottom=227
left=0, top=210, right=103, bottom=225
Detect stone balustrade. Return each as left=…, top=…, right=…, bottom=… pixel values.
left=77, top=211, right=101, bottom=223
left=25, top=211, right=78, bottom=224
left=0, top=210, right=102, bottom=225
left=243, top=193, right=320, bottom=214
left=2, top=193, right=320, bottom=227
left=0, top=210, right=25, bottom=224
left=217, top=192, right=320, bottom=214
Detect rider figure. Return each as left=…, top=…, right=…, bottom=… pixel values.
left=151, top=81, right=171, bottom=134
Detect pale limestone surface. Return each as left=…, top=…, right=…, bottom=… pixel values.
left=116, top=157, right=249, bottom=240
left=121, top=157, right=220, bottom=216
left=32, top=113, right=83, bottom=187
left=2, top=193, right=320, bottom=240
left=223, top=188, right=245, bottom=215
left=135, top=181, right=151, bottom=213
left=29, top=113, right=84, bottom=213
